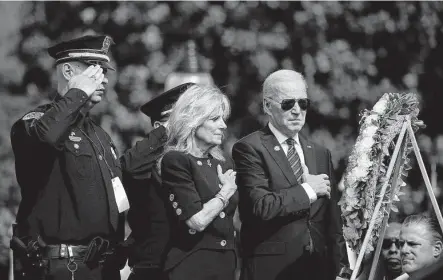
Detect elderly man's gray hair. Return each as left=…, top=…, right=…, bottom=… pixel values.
left=262, top=70, right=307, bottom=101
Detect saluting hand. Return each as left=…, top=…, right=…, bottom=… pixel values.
left=302, top=163, right=331, bottom=199
left=217, top=164, right=237, bottom=199
left=68, top=65, right=104, bottom=96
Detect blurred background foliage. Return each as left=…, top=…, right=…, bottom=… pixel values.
left=1, top=0, right=443, bottom=271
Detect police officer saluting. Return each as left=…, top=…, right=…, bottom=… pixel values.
left=10, top=35, right=127, bottom=280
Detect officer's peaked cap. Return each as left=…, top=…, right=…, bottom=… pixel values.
left=140, top=82, right=196, bottom=121
left=48, top=35, right=115, bottom=71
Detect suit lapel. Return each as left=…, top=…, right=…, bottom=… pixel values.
left=261, top=126, right=298, bottom=186
left=299, top=135, right=317, bottom=175
left=299, top=135, right=326, bottom=215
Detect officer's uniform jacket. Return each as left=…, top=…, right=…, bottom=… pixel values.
left=11, top=89, right=123, bottom=244
left=120, top=126, right=171, bottom=268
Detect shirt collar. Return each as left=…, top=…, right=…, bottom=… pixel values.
left=268, top=122, right=300, bottom=146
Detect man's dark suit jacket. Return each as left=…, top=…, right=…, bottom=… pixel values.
left=232, top=125, right=348, bottom=280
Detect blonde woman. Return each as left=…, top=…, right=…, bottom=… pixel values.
left=159, top=85, right=238, bottom=280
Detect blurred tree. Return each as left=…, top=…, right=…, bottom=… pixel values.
left=1, top=0, right=443, bottom=268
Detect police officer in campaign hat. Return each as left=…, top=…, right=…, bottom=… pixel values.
left=121, top=82, right=195, bottom=280
left=10, top=35, right=126, bottom=280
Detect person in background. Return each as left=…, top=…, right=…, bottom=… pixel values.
left=399, top=214, right=443, bottom=280
left=381, top=221, right=403, bottom=280
left=10, top=35, right=125, bottom=280
left=159, top=85, right=238, bottom=280
left=232, top=69, right=348, bottom=280
left=121, top=82, right=195, bottom=280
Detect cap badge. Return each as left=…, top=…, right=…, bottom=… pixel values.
left=101, top=36, right=112, bottom=53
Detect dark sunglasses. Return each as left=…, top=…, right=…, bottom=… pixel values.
left=266, top=98, right=311, bottom=111
left=382, top=239, right=401, bottom=249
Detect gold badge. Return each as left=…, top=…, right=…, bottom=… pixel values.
left=69, top=135, right=82, bottom=142
left=101, top=36, right=112, bottom=53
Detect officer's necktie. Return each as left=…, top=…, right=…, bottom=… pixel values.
left=286, top=138, right=303, bottom=183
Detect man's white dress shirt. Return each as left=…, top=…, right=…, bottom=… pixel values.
left=268, top=122, right=318, bottom=204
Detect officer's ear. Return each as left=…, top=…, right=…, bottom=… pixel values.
left=263, top=100, right=271, bottom=115
left=61, top=63, right=75, bottom=81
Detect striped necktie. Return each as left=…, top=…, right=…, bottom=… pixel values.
left=287, top=138, right=314, bottom=253
left=286, top=138, right=303, bottom=183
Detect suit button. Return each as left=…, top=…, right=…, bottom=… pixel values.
left=188, top=229, right=196, bottom=235
left=219, top=211, right=225, bottom=218
left=304, top=245, right=311, bottom=252
left=220, top=240, right=227, bottom=247
left=172, top=202, right=178, bottom=208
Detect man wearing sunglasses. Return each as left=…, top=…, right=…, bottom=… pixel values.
left=381, top=222, right=403, bottom=280
left=232, top=69, right=348, bottom=280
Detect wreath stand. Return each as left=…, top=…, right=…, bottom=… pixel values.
left=350, top=117, right=443, bottom=280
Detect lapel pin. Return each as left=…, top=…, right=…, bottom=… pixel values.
left=73, top=144, right=79, bottom=149
left=197, top=160, right=202, bottom=166
left=274, top=146, right=281, bottom=151
left=307, top=145, right=312, bottom=148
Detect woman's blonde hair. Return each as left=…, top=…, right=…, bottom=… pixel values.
left=157, top=85, right=231, bottom=172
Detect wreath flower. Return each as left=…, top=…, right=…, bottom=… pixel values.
left=338, top=93, right=424, bottom=256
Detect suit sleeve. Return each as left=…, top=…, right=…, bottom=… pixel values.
left=326, top=149, right=349, bottom=275
left=29, top=89, right=89, bottom=147
left=161, top=152, right=203, bottom=222
left=232, top=140, right=310, bottom=221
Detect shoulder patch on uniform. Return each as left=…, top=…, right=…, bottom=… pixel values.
left=22, top=112, right=44, bottom=121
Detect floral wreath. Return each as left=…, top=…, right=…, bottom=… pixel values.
left=338, top=93, right=424, bottom=257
